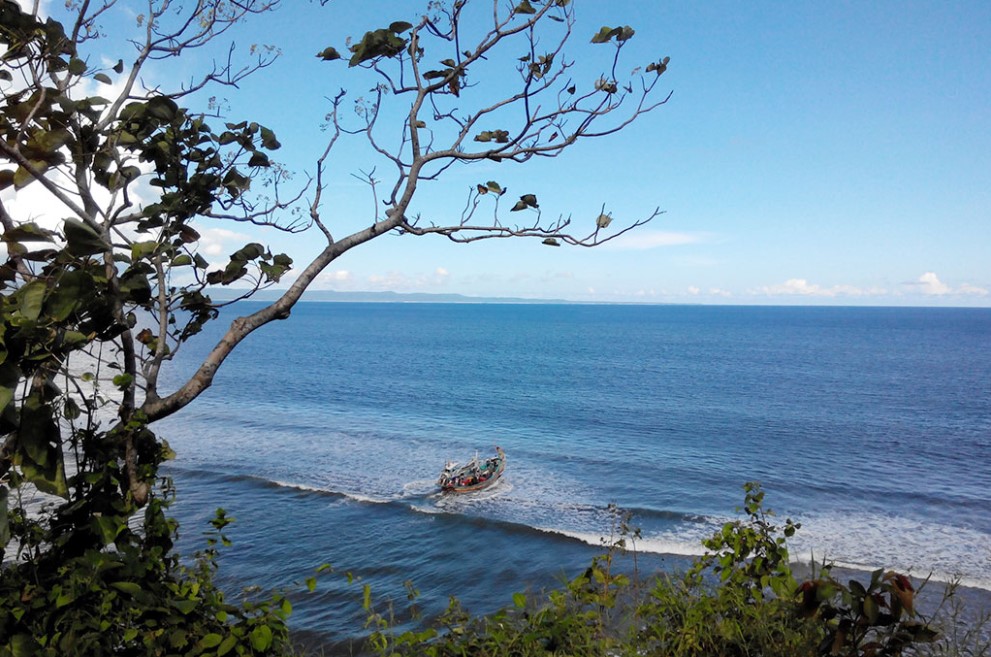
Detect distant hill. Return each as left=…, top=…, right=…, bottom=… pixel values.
left=209, top=289, right=570, bottom=304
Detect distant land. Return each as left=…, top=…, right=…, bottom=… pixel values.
left=210, top=289, right=571, bottom=304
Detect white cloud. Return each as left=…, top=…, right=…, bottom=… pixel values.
left=754, top=278, right=884, bottom=298
left=198, top=227, right=253, bottom=259
left=905, top=272, right=988, bottom=297
left=958, top=283, right=989, bottom=297
left=599, top=231, right=704, bottom=251
left=915, top=272, right=951, bottom=295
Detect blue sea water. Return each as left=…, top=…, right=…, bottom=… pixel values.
left=157, top=302, right=991, bottom=649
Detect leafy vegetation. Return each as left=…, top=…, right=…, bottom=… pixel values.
left=0, top=2, right=985, bottom=655
left=0, top=0, right=671, bottom=653
left=356, top=483, right=984, bottom=657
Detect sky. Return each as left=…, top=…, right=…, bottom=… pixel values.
left=7, top=1, right=991, bottom=305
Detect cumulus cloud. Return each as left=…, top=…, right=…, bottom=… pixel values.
left=958, top=283, right=990, bottom=296
left=322, top=270, right=352, bottom=283
left=754, top=278, right=885, bottom=298
left=904, top=272, right=987, bottom=297
left=599, top=230, right=704, bottom=251
left=198, top=227, right=254, bottom=259
left=688, top=286, right=732, bottom=298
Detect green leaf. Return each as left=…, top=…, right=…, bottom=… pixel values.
left=260, top=126, right=280, bottom=150
left=94, top=516, right=122, bottom=544
left=247, top=151, right=270, bottom=167
left=201, top=633, right=223, bottom=648
left=0, top=387, right=12, bottom=418
left=591, top=26, right=622, bottom=44
left=646, top=57, right=670, bottom=76
left=112, top=373, right=134, bottom=390
left=217, top=635, right=238, bottom=656
left=63, top=397, right=81, bottom=421
left=68, top=58, right=87, bottom=75
left=46, top=270, right=88, bottom=321
left=317, top=46, right=342, bottom=61
left=389, top=21, right=414, bottom=34
left=130, top=240, right=159, bottom=261
left=249, top=625, right=273, bottom=652
left=9, top=633, right=39, bottom=657
left=93, top=72, right=112, bottom=84
left=64, top=218, right=110, bottom=256
left=515, top=0, right=537, bottom=14
left=61, top=331, right=91, bottom=348
left=170, top=598, right=199, bottom=615
left=513, top=592, right=527, bottom=608
left=13, top=163, right=43, bottom=189
left=146, top=96, right=179, bottom=121
left=542, top=238, right=560, bottom=246
left=349, top=28, right=408, bottom=67
left=18, top=280, right=46, bottom=320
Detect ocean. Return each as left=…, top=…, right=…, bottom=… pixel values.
left=157, top=302, right=991, bottom=650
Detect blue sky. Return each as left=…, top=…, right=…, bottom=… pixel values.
left=18, top=1, right=991, bottom=305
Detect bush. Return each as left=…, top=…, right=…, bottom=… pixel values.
left=355, top=483, right=959, bottom=657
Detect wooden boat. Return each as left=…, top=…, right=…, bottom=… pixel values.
left=438, top=447, right=506, bottom=493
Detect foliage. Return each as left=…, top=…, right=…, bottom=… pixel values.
left=0, top=503, right=293, bottom=656
left=354, top=483, right=959, bottom=657
left=0, top=0, right=673, bottom=653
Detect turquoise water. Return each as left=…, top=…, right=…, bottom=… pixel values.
left=158, top=303, right=991, bottom=647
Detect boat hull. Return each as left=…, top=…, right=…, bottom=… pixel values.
left=438, top=449, right=506, bottom=494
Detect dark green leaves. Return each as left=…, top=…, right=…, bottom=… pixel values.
left=476, top=181, right=505, bottom=195
left=206, top=243, right=290, bottom=285
left=349, top=27, right=409, bottom=67
left=316, top=46, right=341, bottom=61
left=17, top=280, right=46, bottom=321
left=646, top=56, right=670, bottom=76
left=514, top=0, right=537, bottom=15
left=474, top=130, right=510, bottom=143
left=259, top=126, right=280, bottom=150
left=63, top=217, right=110, bottom=256
left=591, top=25, right=635, bottom=44
left=511, top=194, right=539, bottom=211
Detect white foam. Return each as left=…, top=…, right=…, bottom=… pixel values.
left=270, top=479, right=391, bottom=505
left=531, top=527, right=706, bottom=556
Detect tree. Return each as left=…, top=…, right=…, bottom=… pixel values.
left=0, top=0, right=670, bottom=652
